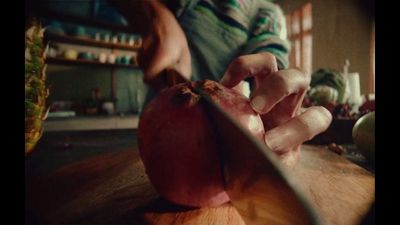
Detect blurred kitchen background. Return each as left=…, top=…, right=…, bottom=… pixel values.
left=25, top=0, right=375, bottom=175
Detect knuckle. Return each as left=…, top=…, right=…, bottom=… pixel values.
left=259, top=52, right=276, bottom=61
left=233, top=56, right=248, bottom=69
left=259, top=52, right=278, bottom=71
left=232, top=56, right=253, bottom=76
left=280, top=69, right=311, bottom=91
left=273, top=73, right=291, bottom=95
left=290, top=68, right=311, bottom=84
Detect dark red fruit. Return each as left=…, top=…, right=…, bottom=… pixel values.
left=138, top=80, right=265, bottom=207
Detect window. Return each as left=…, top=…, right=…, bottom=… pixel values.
left=285, top=3, right=312, bottom=75
left=370, top=21, right=375, bottom=93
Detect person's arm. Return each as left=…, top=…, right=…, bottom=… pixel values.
left=110, top=0, right=192, bottom=90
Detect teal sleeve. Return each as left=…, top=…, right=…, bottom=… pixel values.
left=242, top=2, right=290, bottom=69
left=163, top=0, right=198, bottom=18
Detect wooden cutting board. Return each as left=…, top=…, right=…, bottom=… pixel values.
left=26, top=145, right=374, bottom=225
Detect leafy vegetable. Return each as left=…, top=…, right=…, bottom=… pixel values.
left=310, top=68, right=346, bottom=103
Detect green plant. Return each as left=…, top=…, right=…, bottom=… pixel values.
left=25, top=20, right=49, bottom=156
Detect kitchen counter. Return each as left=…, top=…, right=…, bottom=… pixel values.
left=26, top=142, right=375, bottom=225
left=25, top=129, right=138, bottom=177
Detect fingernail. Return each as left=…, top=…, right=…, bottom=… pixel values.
left=265, top=131, right=290, bottom=156
left=264, top=130, right=281, bottom=150
left=250, top=95, right=266, bottom=113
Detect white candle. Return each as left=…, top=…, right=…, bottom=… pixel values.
left=348, top=72, right=362, bottom=105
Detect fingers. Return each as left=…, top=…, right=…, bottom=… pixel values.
left=264, top=106, right=332, bottom=153
left=250, top=69, right=310, bottom=114
left=220, top=52, right=278, bottom=88
left=260, top=89, right=307, bottom=130
left=220, top=53, right=310, bottom=115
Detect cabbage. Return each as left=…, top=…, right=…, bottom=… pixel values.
left=310, top=68, right=346, bottom=103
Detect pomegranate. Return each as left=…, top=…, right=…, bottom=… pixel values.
left=138, top=80, right=265, bottom=207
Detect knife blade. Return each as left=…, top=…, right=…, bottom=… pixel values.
left=161, top=69, right=324, bottom=225
left=163, top=68, right=190, bottom=86
left=198, top=92, right=325, bottom=225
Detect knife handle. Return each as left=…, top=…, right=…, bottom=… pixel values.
left=163, top=69, right=187, bottom=87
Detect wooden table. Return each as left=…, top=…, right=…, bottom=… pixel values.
left=26, top=145, right=375, bottom=225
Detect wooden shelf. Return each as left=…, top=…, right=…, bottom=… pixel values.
left=46, top=57, right=140, bottom=69
left=45, top=33, right=141, bottom=51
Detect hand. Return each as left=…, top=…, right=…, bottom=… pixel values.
left=138, top=1, right=191, bottom=90
left=220, top=53, right=332, bottom=167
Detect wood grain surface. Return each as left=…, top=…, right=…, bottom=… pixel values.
left=26, top=145, right=374, bottom=225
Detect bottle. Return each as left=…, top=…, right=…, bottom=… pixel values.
left=128, top=36, right=135, bottom=46
left=120, top=33, right=127, bottom=44
left=99, top=53, right=107, bottom=63
left=104, top=33, right=111, bottom=42
left=112, top=35, right=118, bottom=44
left=94, top=33, right=101, bottom=41
left=108, top=53, right=116, bottom=64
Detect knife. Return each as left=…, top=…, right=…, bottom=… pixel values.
left=161, top=69, right=324, bottom=225
left=200, top=93, right=324, bottom=225
left=162, top=68, right=189, bottom=87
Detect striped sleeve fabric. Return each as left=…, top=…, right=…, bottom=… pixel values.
left=163, top=0, right=198, bottom=18
left=168, top=0, right=291, bottom=69
left=242, top=1, right=290, bottom=69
